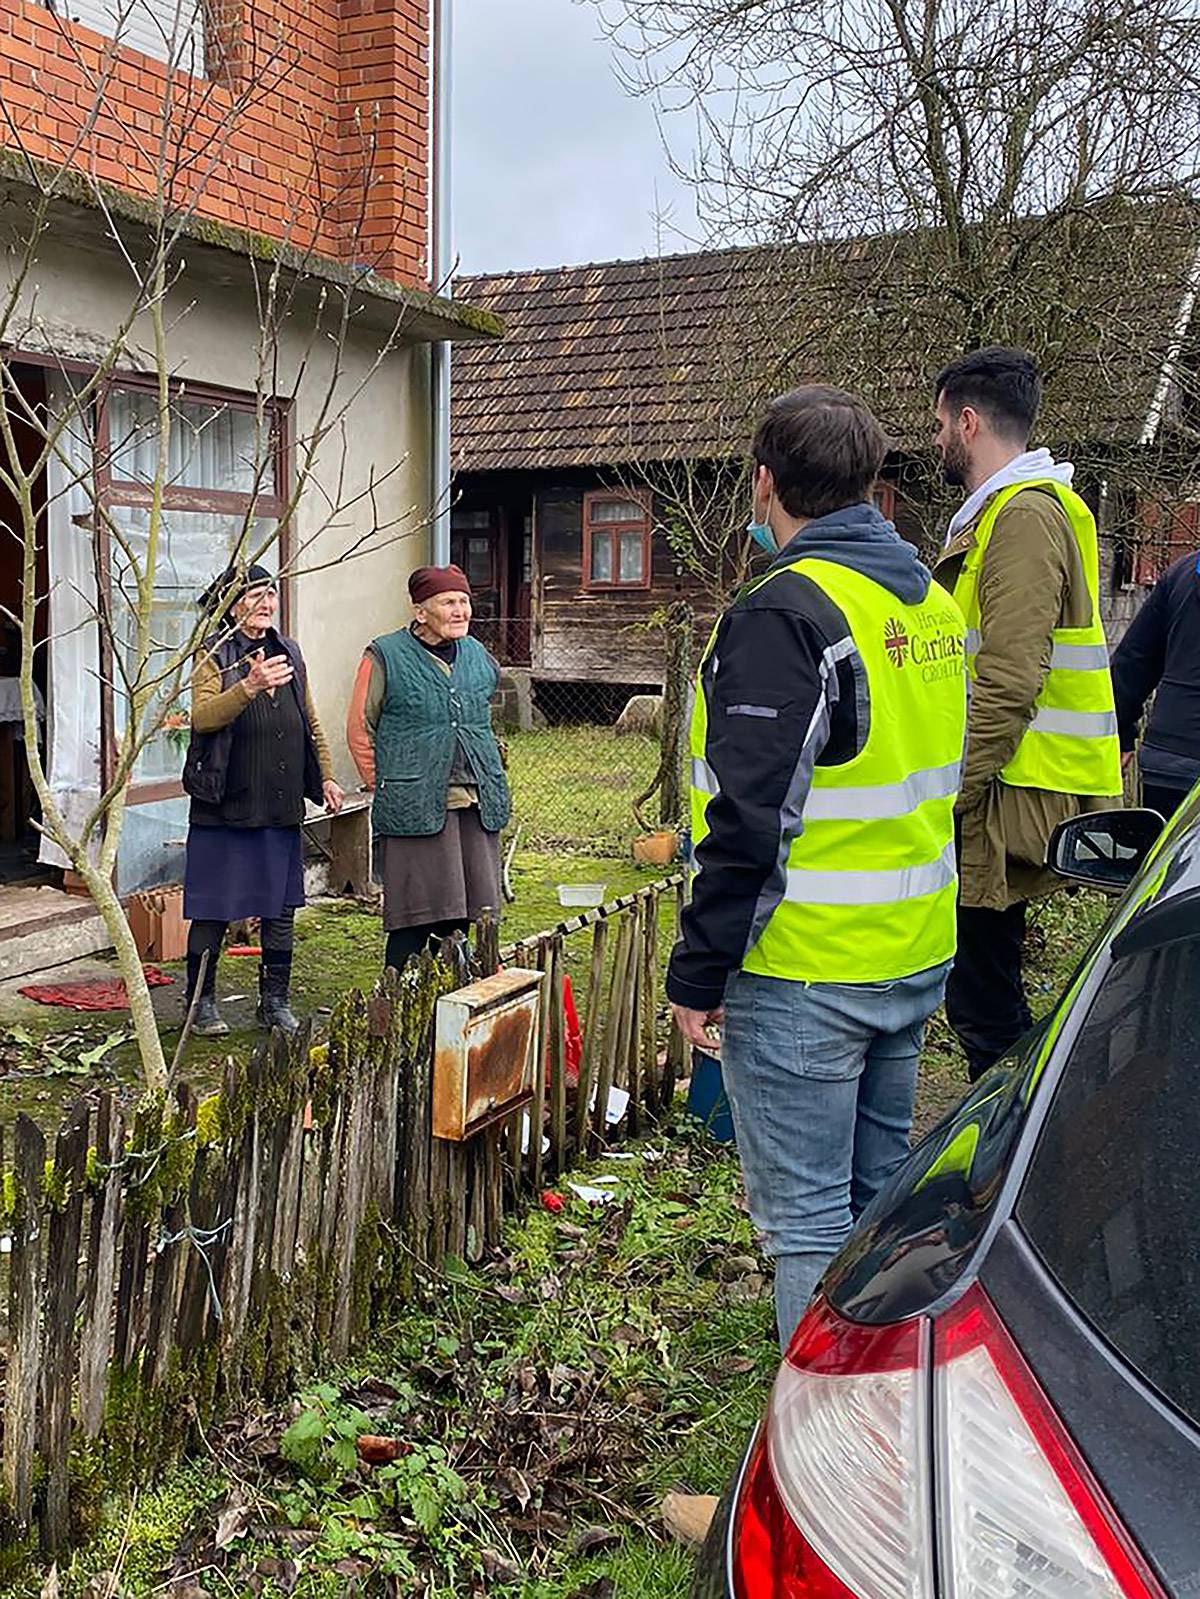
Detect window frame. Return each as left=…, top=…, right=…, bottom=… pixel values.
left=582, top=489, right=653, bottom=592
left=450, top=509, right=497, bottom=592
left=96, top=373, right=292, bottom=803
left=873, top=481, right=897, bottom=522
left=55, top=0, right=211, bottom=76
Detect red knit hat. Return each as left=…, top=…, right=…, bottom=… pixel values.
left=408, top=564, right=471, bottom=604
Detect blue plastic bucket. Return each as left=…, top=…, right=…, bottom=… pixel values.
left=687, top=1048, right=736, bottom=1144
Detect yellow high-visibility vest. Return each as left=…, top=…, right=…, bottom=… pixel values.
left=952, top=480, right=1121, bottom=796
left=690, top=557, right=967, bottom=984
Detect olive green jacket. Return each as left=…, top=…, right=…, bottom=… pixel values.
left=934, top=486, right=1115, bottom=911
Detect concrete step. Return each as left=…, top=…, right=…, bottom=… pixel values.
left=0, top=885, right=113, bottom=983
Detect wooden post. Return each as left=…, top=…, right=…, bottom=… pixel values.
left=592, top=912, right=635, bottom=1153
left=660, top=877, right=688, bottom=1112
left=626, top=902, right=644, bottom=1134
left=112, top=1092, right=166, bottom=1373
left=41, top=1096, right=91, bottom=1556
left=475, top=907, right=502, bottom=977
left=4, top=1114, right=46, bottom=1537
left=529, top=939, right=549, bottom=1191
left=573, top=918, right=608, bottom=1150
left=444, top=1140, right=469, bottom=1260
left=465, top=1146, right=486, bottom=1262
left=659, top=601, right=693, bottom=826
left=221, top=1049, right=265, bottom=1368
left=405, top=967, right=436, bottom=1267
left=176, top=1109, right=226, bottom=1366
left=145, top=1086, right=198, bottom=1390
left=504, top=941, right=529, bottom=1192
left=332, top=1060, right=370, bottom=1357
left=79, top=1095, right=124, bottom=1438
left=548, top=937, right=568, bottom=1176
left=483, top=1126, right=504, bottom=1247
left=642, top=888, right=660, bottom=1113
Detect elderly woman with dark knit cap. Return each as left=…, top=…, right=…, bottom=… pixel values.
left=346, top=564, right=510, bottom=970
left=182, top=566, right=343, bottom=1036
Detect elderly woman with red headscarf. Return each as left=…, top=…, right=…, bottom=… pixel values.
left=347, top=565, right=511, bottom=970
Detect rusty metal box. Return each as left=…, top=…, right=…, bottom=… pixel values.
left=433, top=967, right=544, bottom=1141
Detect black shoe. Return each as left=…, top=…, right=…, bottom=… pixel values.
left=185, top=951, right=228, bottom=1036
left=190, top=994, right=230, bottom=1037
left=257, top=962, right=300, bottom=1034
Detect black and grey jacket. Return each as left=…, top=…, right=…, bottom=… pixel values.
left=1112, top=550, right=1200, bottom=794
left=183, top=629, right=326, bottom=826
left=665, top=503, right=935, bottom=1013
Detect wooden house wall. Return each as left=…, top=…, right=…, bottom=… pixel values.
left=457, top=454, right=1173, bottom=680
left=533, top=484, right=718, bottom=684
left=455, top=461, right=994, bottom=684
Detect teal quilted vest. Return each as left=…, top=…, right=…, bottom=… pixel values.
left=371, top=629, right=510, bottom=837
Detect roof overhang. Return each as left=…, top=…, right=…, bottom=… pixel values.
left=0, top=148, right=504, bottom=345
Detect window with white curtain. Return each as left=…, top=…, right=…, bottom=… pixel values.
left=58, top=0, right=207, bottom=74
left=102, top=383, right=287, bottom=787
left=583, top=490, right=652, bottom=590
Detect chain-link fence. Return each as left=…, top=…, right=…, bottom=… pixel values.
left=476, top=612, right=692, bottom=863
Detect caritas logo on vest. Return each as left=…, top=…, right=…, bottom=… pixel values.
left=884, top=618, right=964, bottom=682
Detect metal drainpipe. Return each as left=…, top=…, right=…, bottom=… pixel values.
left=430, top=0, right=452, bottom=565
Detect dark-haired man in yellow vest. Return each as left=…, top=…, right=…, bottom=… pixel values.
left=933, top=346, right=1121, bottom=1082
left=668, top=385, right=967, bottom=1354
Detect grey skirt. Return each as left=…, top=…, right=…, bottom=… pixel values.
left=378, top=806, right=502, bottom=931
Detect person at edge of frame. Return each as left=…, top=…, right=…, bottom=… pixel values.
left=1112, top=545, right=1200, bottom=821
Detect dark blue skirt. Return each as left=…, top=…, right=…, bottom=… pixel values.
left=183, top=825, right=305, bottom=922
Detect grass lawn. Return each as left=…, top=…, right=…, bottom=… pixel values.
left=503, top=727, right=663, bottom=853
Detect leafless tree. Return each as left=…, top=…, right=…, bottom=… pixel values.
left=599, top=0, right=1200, bottom=561
left=0, top=2, right=429, bottom=1092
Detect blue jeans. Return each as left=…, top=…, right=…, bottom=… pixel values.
left=721, top=962, right=950, bottom=1349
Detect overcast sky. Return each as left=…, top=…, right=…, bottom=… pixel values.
left=452, top=0, right=701, bottom=276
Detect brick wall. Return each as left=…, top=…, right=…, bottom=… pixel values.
left=0, top=0, right=429, bottom=286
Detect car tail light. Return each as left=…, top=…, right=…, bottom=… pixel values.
left=934, top=1283, right=1166, bottom=1599
left=732, top=1296, right=933, bottom=1599
left=731, top=1286, right=1165, bottom=1599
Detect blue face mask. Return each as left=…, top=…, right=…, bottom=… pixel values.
left=746, top=516, right=777, bottom=555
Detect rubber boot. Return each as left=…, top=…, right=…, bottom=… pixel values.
left=185, top=952, right=229, bottom=1037
left=257, top=959, right=300, bottom=1034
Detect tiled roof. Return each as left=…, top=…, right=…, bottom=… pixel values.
left=452, top=212, right=1200, bottom=474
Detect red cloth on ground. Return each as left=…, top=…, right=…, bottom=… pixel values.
left=18, top=965, right=175, bottom=1011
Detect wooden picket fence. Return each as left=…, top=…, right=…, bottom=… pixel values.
left=0, top=875, right=685, bottom=1559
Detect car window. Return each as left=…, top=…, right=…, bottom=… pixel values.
left=1018, top=937, right=1200, bottom=1428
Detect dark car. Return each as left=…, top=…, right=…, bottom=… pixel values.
left=694, top=798, right=1199, bottom=1599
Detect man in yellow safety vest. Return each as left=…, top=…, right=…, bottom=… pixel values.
left=667, top=385, right=967, bottom=1352
left=933, top=347, right=1122, bottom=1081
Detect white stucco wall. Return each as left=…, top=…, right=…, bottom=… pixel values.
left=3, top=214, right=433, bottom=788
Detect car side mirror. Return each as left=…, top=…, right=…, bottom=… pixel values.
left=1048, top=808, right=1165, bottom=891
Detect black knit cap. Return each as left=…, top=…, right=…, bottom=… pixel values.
left=199, top=563, right=275, bottom=615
